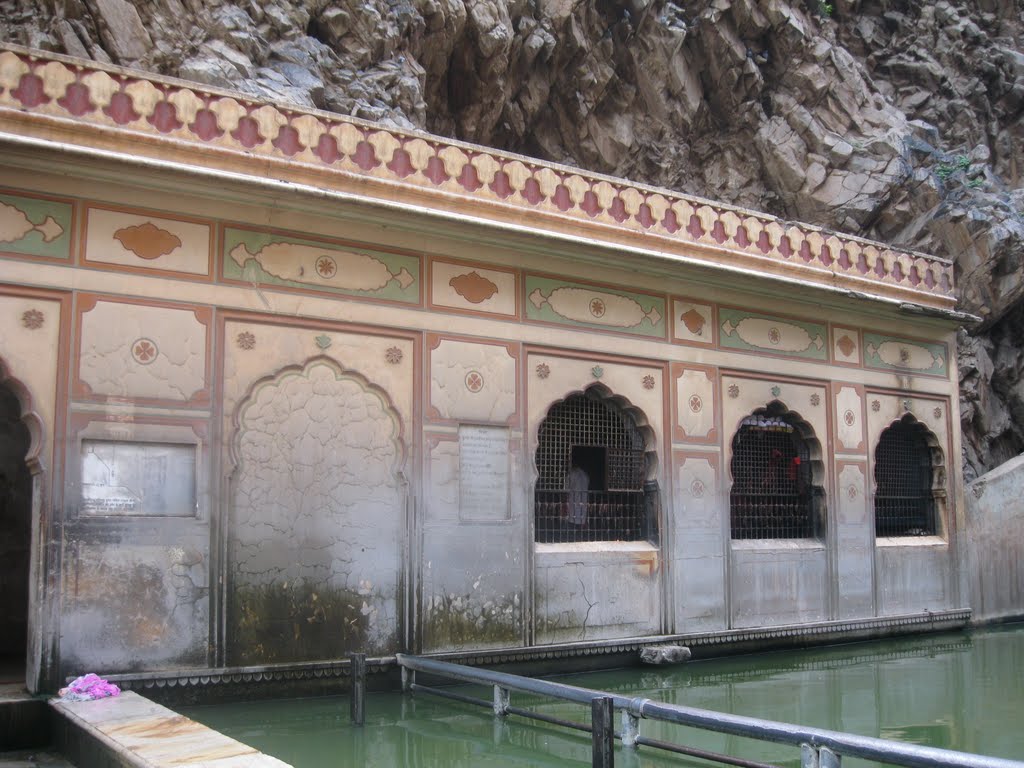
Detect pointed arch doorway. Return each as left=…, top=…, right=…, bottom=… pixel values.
left=0, top=382, right=32, bottom=683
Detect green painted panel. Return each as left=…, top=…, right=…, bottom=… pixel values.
left=863, top=333, right=947, bottom=377
left=524, top=275, right=666, bottom=338
left=222, top=227, right=420, bottom=303
left=719, top=308, right=827, bottom=360
left=0, top=192, right=73, bottom=260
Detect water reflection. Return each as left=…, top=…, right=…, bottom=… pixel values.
left=184, top=624, right=1024, bottom=766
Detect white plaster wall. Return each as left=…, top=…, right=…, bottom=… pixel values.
left=673, top=453, right=727, bottom=631
left=730, top=541, right=828, bottom=627
left=876, top=541, right=951, bottom=615
left=835, top=462, right=874, bottom=618
left=421, top=434, right=526, bottom=651
left=534, top=546, right=661, bottom=643
left=965, top=455, right=1024, bottom=622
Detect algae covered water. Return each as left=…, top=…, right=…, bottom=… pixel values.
left=183, top=624, right=1024, bottom=767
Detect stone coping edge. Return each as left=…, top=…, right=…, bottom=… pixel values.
left=98, top=609, right=970, bottom=694
left=50, top=691, right=291, bottom=767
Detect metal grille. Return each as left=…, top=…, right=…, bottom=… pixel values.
left=534, top=391, right=651, bottom=543
left=730, top=415, right=815, bottom=539
left=874, top=421, right=935, bottom=536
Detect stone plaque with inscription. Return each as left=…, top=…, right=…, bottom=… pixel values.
left=458, top=425, right=510, bottom=522
left=80, top=440, right=197, bottom=517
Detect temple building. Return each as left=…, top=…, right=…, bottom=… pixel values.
left=0, top=45, right=971, bottom=694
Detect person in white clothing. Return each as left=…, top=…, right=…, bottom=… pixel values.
left=564, top=463, right=590, bottom=537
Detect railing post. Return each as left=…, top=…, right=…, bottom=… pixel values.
left=620, top=710, right=640, bottom=748
left=622, top=697, right=647, bottom=749
left=802, top=744, right=840, bottom=768
left=493, top=685, right=510, bottom=716
left=401, top=666, right=413, bottom=692
left=350, top=653, right=366, bottom=726
left=819, top=746, right=841, bottom=768
left=592, top=696, right=615, bottom=768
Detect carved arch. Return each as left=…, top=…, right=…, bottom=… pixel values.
left=0, top=355, right=45, bottom=474
left=532, top=383, right=660, bottom=543
left=872, top=413, right=946, bottom=537
left=228, top=355, right=407, bottom=477
left=727, top=399, right=826, bottom=539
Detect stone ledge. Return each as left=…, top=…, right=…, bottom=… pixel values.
left=98, top=609, right=970, bottom=703
left=50, top=692, right=289, bottom=767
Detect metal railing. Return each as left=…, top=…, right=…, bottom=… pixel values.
left=395, top=653, right=1024, bottom=768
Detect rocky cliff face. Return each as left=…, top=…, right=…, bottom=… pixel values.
left=2, top=0, right=1022, bottom=477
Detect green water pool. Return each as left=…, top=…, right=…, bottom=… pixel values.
left=183, top=624, right=1024, bottom=766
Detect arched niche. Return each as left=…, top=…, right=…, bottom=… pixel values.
left=727, top=399, right=826, bottom=540
left=532, top=383, right=660, bottom=544
left=226, top=356, right=407, bottom=664
left=873, top=413, right=946, bottom=537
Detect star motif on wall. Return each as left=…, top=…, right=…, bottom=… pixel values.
left=21, top=309, right=44, bottom=329
left=236, top=331, right=256, bottom=350
left=315, top=255, right=337, bottom=278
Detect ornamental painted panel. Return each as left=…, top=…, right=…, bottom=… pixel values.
left=430, top=259, right=517, bottom=317
left=835, top=384, right=865, bottom=453
left=676, top=454, right=719, bottom=529
left=76, top=298, right=209, bottom=405
left=719, top=308, right=827, bottom=361
left=673, top=364, right=717, bottom=444
left=837, top=462, right=868, bottom=526
left=0, top=190, right=73, bottom=260
left=223, top=226, right=420, bottom=303
left=428, top=337, right=518, bottom=425
left=835, top=460, right=873, bottom=619
left=525, top=275, right=666, bottom=339
left=672, top=298, right=715, bottom=346
left=863, top=333, right=948, bottom=377
left=83, top=205, right=212, bottom=276
left=832, top=326, right=861, bottom=366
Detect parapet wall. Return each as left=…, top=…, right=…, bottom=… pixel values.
left=965, top=455, right=1024, bottom=623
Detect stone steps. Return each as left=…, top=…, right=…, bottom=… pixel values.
left=0, top=684, right=50, bottom=752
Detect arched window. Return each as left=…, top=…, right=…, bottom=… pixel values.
left=729, top=402, right=824, bottom=540
left=874, top=416, right=941, bottom=537
left=534, top=386, right=658, bottom=544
